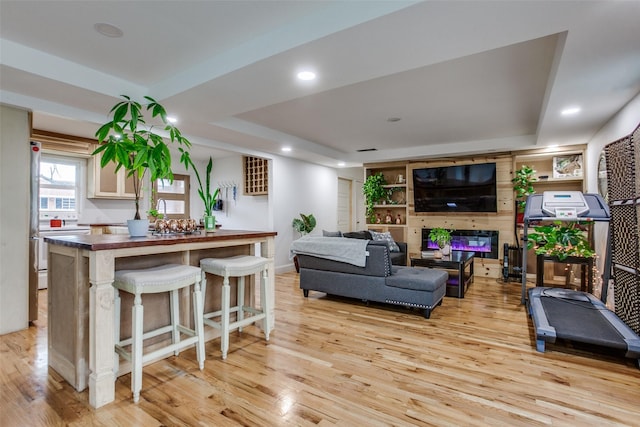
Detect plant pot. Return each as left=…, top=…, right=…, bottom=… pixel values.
left=127, top=219, right=149, bottom=237
left=441, top=244, right=451, bottom=256
left=203, top=215, right=216, bottom=233
left=434, top=250, right=443, bottom=259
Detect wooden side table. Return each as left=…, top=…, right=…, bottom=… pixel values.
left=535, top=254, right=594, bottom=293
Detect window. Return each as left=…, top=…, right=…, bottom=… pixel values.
left=39, top=155, right=82, bottom=217
left=152, top=174, right=190, bottom=219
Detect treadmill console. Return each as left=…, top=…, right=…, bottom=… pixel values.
left=541, top=191, right=589, bottom=217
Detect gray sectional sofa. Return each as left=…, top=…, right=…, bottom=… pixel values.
left=294, top=239, right=447, bottom=318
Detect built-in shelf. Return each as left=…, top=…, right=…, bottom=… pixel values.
left=373, top=204, right=407, bottom=208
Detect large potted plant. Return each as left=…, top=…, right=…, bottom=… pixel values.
left=512, top=165, right=537, bottom=223
left=94, top=95, right=193, bottom=236
left=363, top=172, right=388, bottom=223
left=183, top=155, right=220, bottom=232
left=526, top=221, right=595, bottom=260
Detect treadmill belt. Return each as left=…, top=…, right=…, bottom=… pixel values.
left=541, top=295, right=627, bottom=350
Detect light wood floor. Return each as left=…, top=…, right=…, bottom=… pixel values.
left=1, top=272, right=639, bottom=426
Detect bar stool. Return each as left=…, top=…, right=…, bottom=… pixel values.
left=113, top=264, right=205, bottom=403
left=200, top=255, right=271, bottom=360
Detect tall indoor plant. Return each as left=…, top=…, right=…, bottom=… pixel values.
left=183, top=155, right=220, bottom=232
left=94, top=95, right=194, bottom=236
left=512, top=165, right=537, bottom=222
left=363, top=172, right=388, bottom=223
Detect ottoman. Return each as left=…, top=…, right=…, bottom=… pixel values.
left=384, top=267, right=448, bottom=318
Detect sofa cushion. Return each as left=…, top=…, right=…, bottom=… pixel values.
left=369, top=230, right=400, bottom=252
left=322, top=230, right=343, bottom=237
left=386, top=267, right=448, bottom=291
left=343, top=230, right=372, bottom=240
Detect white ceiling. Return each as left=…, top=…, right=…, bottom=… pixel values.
left=1, top=1, right=639, bottom=166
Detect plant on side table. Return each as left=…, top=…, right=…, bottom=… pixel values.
left=183, top=155, right=220, bottom=232
left=363, top=172, right=388, bottom=223
left=527, top=221, right=595, bottom=261
left=94, top=95, right=194, bottom=236
left=429, top=227, right=452, bottom=258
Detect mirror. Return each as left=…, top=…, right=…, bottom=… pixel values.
left=597, top=150, right=608, bottom=203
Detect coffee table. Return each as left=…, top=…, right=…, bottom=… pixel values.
left=410, top=251, right=474, bottom=298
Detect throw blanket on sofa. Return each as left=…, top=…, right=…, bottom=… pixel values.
left=290, top=236, right=370, bottom=267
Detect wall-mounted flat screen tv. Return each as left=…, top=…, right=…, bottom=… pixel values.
left=413, top=162, right=497, bottom=212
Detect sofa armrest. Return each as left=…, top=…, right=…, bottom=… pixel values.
left=396, top=241, right=407, bottom=253
left=390, top=241, right=407, bottom=266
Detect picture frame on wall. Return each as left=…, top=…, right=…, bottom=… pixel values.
left=553, top=154, right=583, bottom=178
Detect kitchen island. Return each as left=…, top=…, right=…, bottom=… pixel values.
left=44, top=229, right=276, bottom=408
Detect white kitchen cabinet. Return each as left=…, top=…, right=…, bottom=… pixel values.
left=87, top=151, right=137, bottom=199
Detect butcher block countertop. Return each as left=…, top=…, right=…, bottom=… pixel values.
left=44, top=229, right=277, bottom=251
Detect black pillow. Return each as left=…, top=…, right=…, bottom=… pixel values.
left=343, top=230, right=373, bottom=240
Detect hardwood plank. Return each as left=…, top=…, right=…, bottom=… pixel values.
left=1, top=272, right=639, bottom=426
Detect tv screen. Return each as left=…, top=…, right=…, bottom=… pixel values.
left=413, top=163, right=497, bottom=212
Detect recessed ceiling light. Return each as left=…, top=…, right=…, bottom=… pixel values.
left=561, top=106, right=581, bottom=116
left=167, top=116, right=177, bottom=124
left=94, top=23, right=123, bottom=38
left=337, top=162, right=345, bottom=167
left=281, top=147, right=292, bottom=152
left=297, top=71, right=316, bottom=81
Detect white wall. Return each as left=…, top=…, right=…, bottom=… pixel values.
left=272, top=156, right=341, bottom=272
left=0, top=105, right=30, bottom=334
left=200, top=155, right=271, bottom=231
left=585, top=92, right=640, bottom=193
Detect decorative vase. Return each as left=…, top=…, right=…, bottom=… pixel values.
left=441, top=244, right=451, bottom=256
left=127, top=219, right=149, bottom=237
left=203, top=215, right=216, bottom=232
left=434, top=250, right=443, bottom=259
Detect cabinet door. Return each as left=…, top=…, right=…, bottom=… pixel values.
left=87, top=154, right=136, bottom=199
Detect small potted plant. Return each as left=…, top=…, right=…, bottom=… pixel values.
left=183, top=155, right=220, bottom=232
left=94, top=95, right=194, bottom=236
left=429, top=227, right=452, bottom=257
left=512, top=165, right=537, bottom=223
left=363, top=172, right=388, bottom=223
left=292, top=213, right=316, bottom=236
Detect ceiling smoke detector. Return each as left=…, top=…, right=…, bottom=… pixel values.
left=94, top=23, right=123, bottom=38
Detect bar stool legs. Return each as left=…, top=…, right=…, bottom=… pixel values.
left=113, top=264, right=205, bottom=403
left=200, top=255, right=271, bottom=360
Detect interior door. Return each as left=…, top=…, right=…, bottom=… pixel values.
left=337, top=178, right=352, bottom=233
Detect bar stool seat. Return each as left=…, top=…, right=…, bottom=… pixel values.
left=200, top=255, right=271, bottom=359
left=113, top=264, right=205, bottom=403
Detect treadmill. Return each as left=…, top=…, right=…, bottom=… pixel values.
left=522, top=192, right=640, bottom=366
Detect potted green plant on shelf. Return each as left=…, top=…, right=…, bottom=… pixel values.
left=292, top=213, right=316, bottom=235
left=512, top=165, right=537, bottom=223
left=94, top=95, right=193, bottom=236
left=183, top=155, right=220, bottom=232
left=429, top=227, right=452, bottom=257
left=526, top=221, right=595, bottom=261
left=363, top=172, right=388, bottom=223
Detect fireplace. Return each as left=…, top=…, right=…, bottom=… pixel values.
left=422, top=228, right=499, bottom=259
